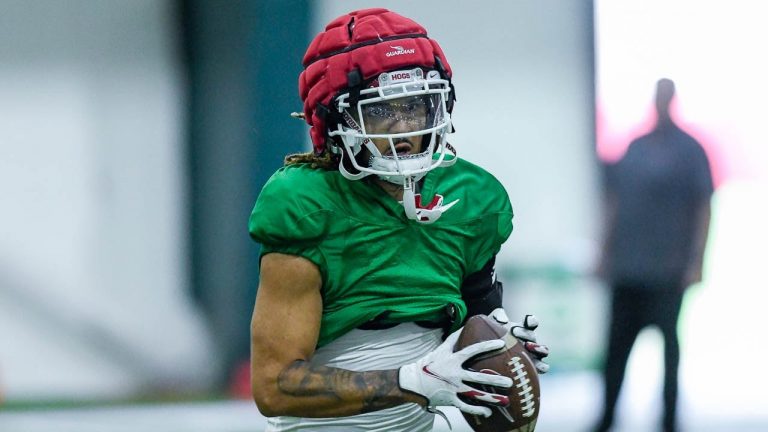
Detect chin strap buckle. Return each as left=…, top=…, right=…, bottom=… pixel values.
left=402, top=178, right=459, bottom=224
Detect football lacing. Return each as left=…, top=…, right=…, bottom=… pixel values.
left=508, top=356, right=536, bottom=418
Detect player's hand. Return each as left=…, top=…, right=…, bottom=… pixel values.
left=489, top=308, right=550, bottom=374
left=399, top=328, right=512, bottom=417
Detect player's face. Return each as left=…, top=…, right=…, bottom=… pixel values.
left=359, top=95, right=431, bottom=156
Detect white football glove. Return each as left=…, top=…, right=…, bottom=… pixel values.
left=489, top=308, right=551, bottom=374
left=399, top=328, right=513, bottom=417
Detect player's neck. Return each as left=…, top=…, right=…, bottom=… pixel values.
left=373, top=178, right=406, bottom=201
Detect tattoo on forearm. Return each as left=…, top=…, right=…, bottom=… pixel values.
left=277, top=360, right=404, bottom=413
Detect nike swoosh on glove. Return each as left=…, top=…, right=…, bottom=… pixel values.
left=399, top=327, right=513, bottom=417
left=489, top=308, right=550, bottom=374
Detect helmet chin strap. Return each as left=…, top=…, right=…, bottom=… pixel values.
left=401, top=176, right=459, bottom=224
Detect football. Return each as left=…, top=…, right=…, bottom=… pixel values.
left=454, top=314, right=541, bottom=432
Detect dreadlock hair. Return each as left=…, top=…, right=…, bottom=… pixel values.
left=284, top=149, right=339, bottom=170
left=286, top=141, right=458, bottom=173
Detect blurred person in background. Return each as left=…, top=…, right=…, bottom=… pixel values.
left=593, top=78, right=713, bottom=432
left=246, top=8, right=549, bottom=431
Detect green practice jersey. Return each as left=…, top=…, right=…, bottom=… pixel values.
left=249, top=158, right=513, bottom=347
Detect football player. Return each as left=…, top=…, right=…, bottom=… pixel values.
left=248, top=8, right=549, bottom=431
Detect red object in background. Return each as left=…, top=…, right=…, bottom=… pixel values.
left=229, top=360, right=252, bottom=399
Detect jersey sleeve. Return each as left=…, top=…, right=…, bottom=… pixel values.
left=463, top=167, right=514, bottom=275
left=248, top=167, right=330, bottom=273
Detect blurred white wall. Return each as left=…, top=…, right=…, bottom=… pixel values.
left=0, top=0, right=215, bottom=399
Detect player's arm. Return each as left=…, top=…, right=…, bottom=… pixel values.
left=250, top=252, right=424, bottom=417
left=461, top=257, right=551, bottom=374
left=685, top=198, right=711, bottom=286
left=461, top=257, right=503, bottom=318
left=251, top=252, right=512, bottom=418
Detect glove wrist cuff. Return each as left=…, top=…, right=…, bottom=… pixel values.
left=398, top=365, right=432, bottom=408
left=398, top=364, right=420, bottom=395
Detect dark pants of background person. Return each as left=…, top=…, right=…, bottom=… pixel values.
left=594, top=279, right=685, bottom=432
